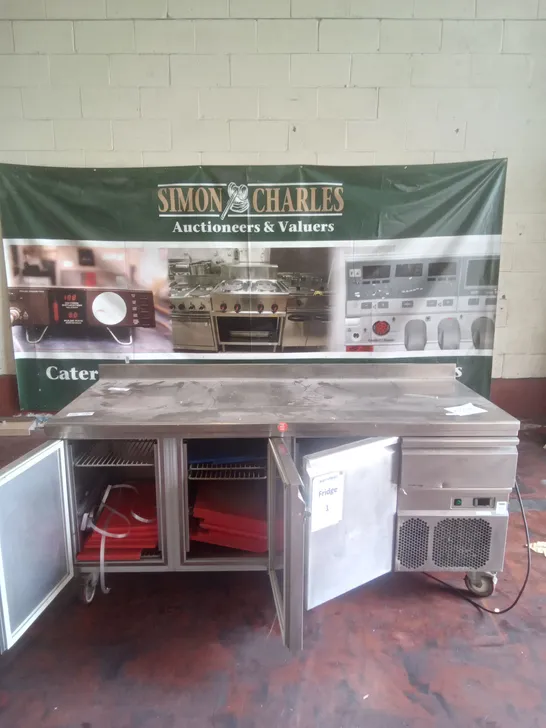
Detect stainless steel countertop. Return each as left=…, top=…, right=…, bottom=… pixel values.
left=44, top=363, right=520, bottom=440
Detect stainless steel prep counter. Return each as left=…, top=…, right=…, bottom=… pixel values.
left=45, top=363, right=518, bottom=439
left=0, top=364, right=520, bottom=653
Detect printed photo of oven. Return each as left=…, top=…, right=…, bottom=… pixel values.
left=344, top=251, right=499, bottom=353
left=166, top=252, right=337, bottom=354
left=167, top=257, right=222, bottom=352
left=283, top=308, right=331, bottom=350
left=280, top=273, right=331, bottom=351
left=169, top=283, right=218, bottom=352
left=9, top=287, right=155, bottom=346
left=211, top=279, right=289, bottom=352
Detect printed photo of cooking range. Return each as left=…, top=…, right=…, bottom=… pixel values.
left=168, top=246, right=334, bottom=353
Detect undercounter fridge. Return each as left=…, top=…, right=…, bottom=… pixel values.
left=0, top=363, right=519, bottom=653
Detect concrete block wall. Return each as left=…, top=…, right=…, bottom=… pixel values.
left=0, top=0, right=546, bottom=380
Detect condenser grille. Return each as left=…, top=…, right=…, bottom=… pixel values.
left=432, top=518, right=492, bottom=569
left=397, top=518, right=429, bottom=569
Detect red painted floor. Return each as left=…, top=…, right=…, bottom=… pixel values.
left=0, top=430, right=544, bottom=728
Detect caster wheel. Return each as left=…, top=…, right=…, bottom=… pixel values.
left=465, top=573, right=495, bottom=598
left=80, top=574, right=98, bottom=605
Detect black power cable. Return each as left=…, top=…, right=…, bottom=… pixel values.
left=425, top=476, right=531, bottom=615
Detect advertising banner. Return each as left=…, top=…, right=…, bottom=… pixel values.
left=0, top=161, right=506, bottom=411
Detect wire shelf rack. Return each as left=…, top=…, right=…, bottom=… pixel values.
left=188, top=462, right=267, bottom=481
left=74, top=440, right=155, bottom=467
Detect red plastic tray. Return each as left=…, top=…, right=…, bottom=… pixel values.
left=193, top=482, right=267, bottom=539
left=191, top=524, right=267, bottom=553
left=77, top=483, right=158, bottom=563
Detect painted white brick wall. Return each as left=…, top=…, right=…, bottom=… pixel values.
left=0, top=20, right=13, bottom=51
left=46, top=0, right=106, bottom=20
left=318, top=19, right=379, bottom=51
left=134, top=20, right=193, bottom=53
left=81, top=87, right=140, bottom=118
left=13, top=19, right=73, bottom=52
left=199, top=88, right=258, bottom=119
left=0, top=2, right=545, bottom=379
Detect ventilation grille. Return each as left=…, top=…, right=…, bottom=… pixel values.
left=432, top=518, right=492, bottom=569
left=397, top=517, right=429, bottom=569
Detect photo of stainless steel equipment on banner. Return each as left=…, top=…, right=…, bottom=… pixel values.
left=0, top=160, right=506, bottom=410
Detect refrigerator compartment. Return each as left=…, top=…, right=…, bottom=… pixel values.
left=185, top=439, right=269, bottom=558
left=77, top=480, right=159, bottom=563
left=187, top=432, right=268, bottom=556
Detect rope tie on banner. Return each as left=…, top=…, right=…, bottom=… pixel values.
left=86, top=484, right=156, bottom=595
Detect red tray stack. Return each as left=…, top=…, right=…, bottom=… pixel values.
left=191, top=481, right=267, bottom=553
left=77, top=484, right=158, bottom=562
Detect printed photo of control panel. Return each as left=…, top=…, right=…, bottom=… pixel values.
left=345, top=255, right=499, bottom=353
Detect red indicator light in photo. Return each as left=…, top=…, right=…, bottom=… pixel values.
left=372, top=320, right=390, bottom=336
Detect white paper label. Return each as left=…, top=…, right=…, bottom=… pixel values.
left=108, top=387, right=130, bottom=392
left=445, top=403, right=487, bottom=417
left=496, top=501, right=508, bottom=515
left=530, top=541, right=546, bottom=556
left=66, top=411, right=94, bottom=417
left=311, top=471, right=344, bottom=532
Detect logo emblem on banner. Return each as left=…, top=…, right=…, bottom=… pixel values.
left=221, top=183, right=249, bottom=220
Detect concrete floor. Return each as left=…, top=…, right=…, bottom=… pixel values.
left=0, top=429, right=544, bottom=728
